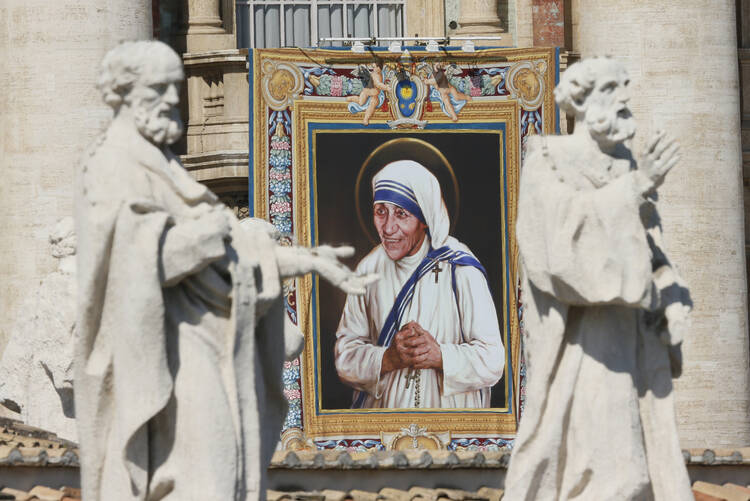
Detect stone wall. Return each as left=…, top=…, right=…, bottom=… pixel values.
left=571, top=0, right=750, bottom=447
left=0, top=0, right=152, bottom=352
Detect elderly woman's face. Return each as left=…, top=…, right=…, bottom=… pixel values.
left=373, top=202, right=427, bottom=261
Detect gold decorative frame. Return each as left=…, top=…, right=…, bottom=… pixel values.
left=292, top=99, right=521, bottom=437
left=250, top=47, right=558, bottom=448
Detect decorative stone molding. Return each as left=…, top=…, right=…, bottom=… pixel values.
left=182, top=151, right=249, bottom=183
left=183, top=50, right=250, bottom=168
left=269, top=448, right=750, bottom=470
left=203, top=72, right=225, bottom=117
left=270, top=449, right=511, bottom=470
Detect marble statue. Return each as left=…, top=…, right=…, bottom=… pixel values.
left=75, top=40, right=376, bottom=501
left=505, top=57, right=693, bottom=500
left=0, top=217, right=77, bottom=440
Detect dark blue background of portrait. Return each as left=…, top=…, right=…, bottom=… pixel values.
left=315, top=130, right=507, bottom=410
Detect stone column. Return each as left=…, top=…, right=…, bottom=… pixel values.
left=188, top=0, right=224, bottom=34
left=185, top=0, right=234, bottom=52
left=571, top=0, right=750, bottom=447
left=0, top=0, right=152, bottom=353
left=456, top=0, right=504, bottom=38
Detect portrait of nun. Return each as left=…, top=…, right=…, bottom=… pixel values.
left=314, top=133, right=510, bottom=410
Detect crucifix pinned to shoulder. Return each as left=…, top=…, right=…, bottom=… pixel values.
left=431, top=262, right=443, bottom=283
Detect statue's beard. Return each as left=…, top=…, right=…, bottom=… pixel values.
left=585, top=103, right=636, bottom=147
left=134, top=104, right=183, bottom=146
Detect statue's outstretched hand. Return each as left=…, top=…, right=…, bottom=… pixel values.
left=637, top=130, right=681, bottom=193
left=310, top=245, right=379, bottom=295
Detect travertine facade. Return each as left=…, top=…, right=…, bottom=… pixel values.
left=1, top=0, right=749, bottom=468
left=572, top=0, right=750, bottom=447
left=0, top=0, right=152, bottom=353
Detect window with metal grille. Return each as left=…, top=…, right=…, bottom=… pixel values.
left=236, top=0, right=406, bottom=48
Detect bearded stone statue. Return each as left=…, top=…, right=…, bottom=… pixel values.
left=505, top=57, right=693, bottom=500
left=74, top=40, right=376, bottom=501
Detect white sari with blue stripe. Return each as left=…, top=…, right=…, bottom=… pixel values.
left=334, top=160, right=505, bottom=409
left=334, top=237, right=505, bottom=409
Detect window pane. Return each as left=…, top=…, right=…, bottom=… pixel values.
left=377, top=4, right=401, bottom=38
left=396, top=4, right=403, bottom=37
left=254, top=6, right=266, bottom=48
left=242, top=1, right=407, bottom=49
left=330, top=4, right=344, bottom=45
left=263, top=5, right=281, bottom=48
left=318, top=5, right=331, bottom=46
left=236, top=3, right=250, bottom=48
left=318, top=4, right=344, bottom=46
left=284, top=5, right=294, bottom=46
left=347, top=4, right=372, bottom=38
left=292, top=5, right=311, bottom=46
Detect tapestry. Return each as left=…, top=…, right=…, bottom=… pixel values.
left=249, top=46, right=559, bottom=452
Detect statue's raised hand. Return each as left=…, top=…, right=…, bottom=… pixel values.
left=309, top=245, right=379, bottom=295
left=637, top=130, right=681, bottom=193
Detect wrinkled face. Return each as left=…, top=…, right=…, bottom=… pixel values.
left=373, top=202, right=427, bottom=261
left=584, top=67, right=636, bottom=149
left=128, top=63, right=184, bottom=146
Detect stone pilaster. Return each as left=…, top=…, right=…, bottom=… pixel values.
left=0, top=0, right=152, bottom=353
left=514, top=0, right=535, bottom=47
left=406, top=0, right=446, bottom=38
left=572, top=0, right=750, bottom=447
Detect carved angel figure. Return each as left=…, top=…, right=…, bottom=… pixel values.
left=347, top=63, right=389, bottom=126
left=423, top=62, right=472, bottom=122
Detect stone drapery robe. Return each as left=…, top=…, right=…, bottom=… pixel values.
left=505, top=136, right=693, bottom=500
left=75, top=120, right=289, bottom=501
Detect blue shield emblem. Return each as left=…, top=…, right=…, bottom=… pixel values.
left=396, top=79, right=418, bottom=118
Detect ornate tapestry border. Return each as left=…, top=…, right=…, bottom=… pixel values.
left=249, top=46, right=559, bottom=452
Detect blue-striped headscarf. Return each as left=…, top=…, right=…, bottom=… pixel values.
left=372, top=160, right=450, bottom=247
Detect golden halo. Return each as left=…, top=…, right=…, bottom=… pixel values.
left=355, top=138, right=460, bottom=246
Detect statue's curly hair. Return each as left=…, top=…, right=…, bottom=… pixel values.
left=97, top=40, right=182, bottom=110
left=554, top=56, right=619, bottom=116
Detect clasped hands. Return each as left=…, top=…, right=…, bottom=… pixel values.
left=381, top=321, right=443, bottom=375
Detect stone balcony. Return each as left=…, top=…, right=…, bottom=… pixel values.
left=182, top=48, right=250, bottom=202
